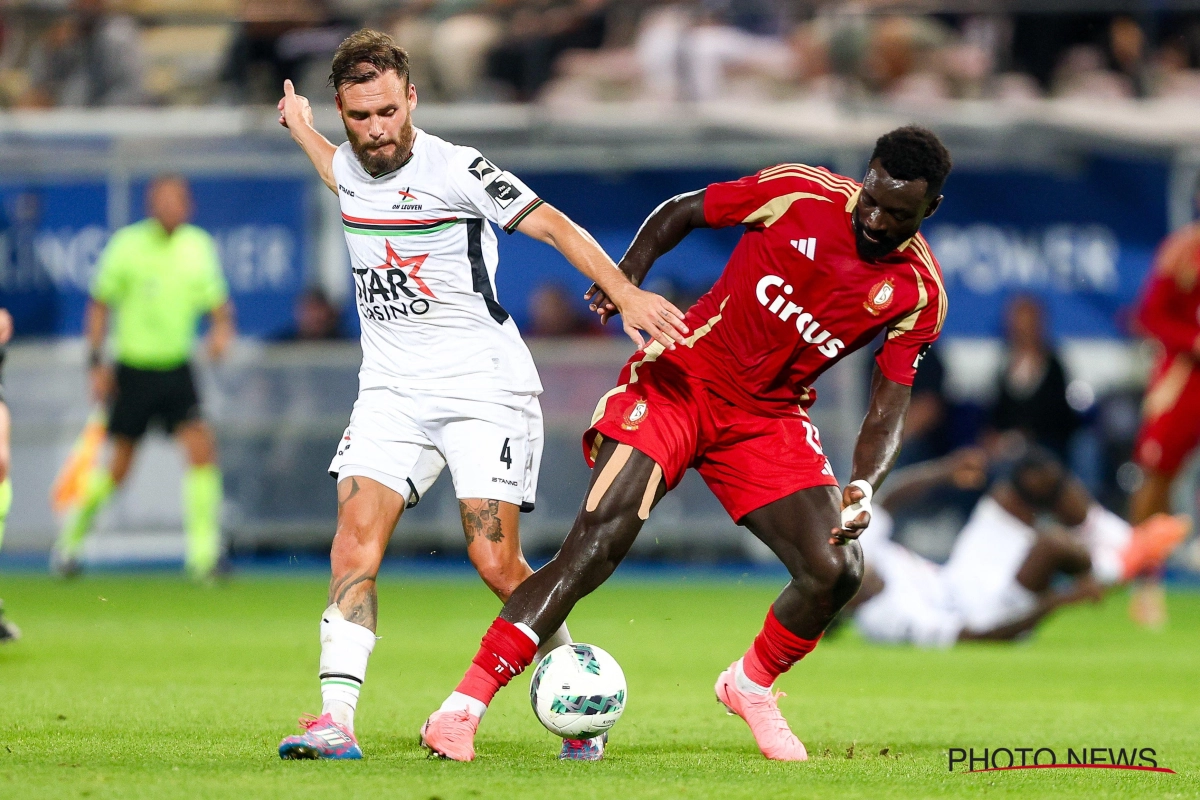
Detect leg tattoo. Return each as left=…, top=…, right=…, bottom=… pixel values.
left=460, top=499, right=504, bottom=544
left=330, top=569, right=378, bottom=630
left=337, top=477, right=360, bottom=513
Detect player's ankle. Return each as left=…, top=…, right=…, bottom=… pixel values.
left=734, top=658, right=771, bottom=696
left=322, top=699, right=356, bottom=732
left=439, top=691, right=488, bottom=719
left=453, top=618, right=539, bottom=706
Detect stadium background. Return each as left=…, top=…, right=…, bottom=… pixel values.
left=0, top=1, right=1198, bottom=575
left=2, top=3, right=1200, bottom=797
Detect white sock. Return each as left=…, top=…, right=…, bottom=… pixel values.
left=318, top=604, right=377, bottom=733
left=535, top=623, right=572, bottom=663
left=734, top=658, right=771, bottom=696
left=439, top=690, right=488, bottom=720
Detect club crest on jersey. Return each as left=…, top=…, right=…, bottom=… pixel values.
left=863, top=277, right=896, bottom=316
left=392, top=187, right=423, bottom=210
left=621, top=400, right=648, bottom=431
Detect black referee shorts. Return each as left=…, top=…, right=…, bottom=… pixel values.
left=108, top=362, right=202, bottom=440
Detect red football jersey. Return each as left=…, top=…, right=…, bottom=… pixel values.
left=1136, top=222, right=1200, bottom=360
left=648, top=163, right=947, bottom=416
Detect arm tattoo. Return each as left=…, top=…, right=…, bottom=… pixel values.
left=337, top=477, right=360, bottom=513
left=460, top=499, right=504, bottom=544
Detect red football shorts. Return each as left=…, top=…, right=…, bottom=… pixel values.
left=1134, top=354, right=1200, bottom=476
left=583, top=353, right=838, bottom=522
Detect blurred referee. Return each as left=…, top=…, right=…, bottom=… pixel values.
left=52, top=175, right=235, bottom=580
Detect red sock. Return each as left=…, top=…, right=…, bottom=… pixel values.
left=741, top=607, right=821, bottom=688
left=454, top=617, right=539, bottom=707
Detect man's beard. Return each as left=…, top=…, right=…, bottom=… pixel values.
left=347, top=117, right=415, bottom=177
left=852, top=211, right=903, bottom=261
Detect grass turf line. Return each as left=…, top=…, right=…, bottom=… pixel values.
left=0, top=575, right=1197, bottom=799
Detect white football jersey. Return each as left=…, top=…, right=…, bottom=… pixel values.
left=332, top=129, right=545, bottom=394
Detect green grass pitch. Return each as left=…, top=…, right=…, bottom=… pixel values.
left=0, top=572, right=1197, bottom=799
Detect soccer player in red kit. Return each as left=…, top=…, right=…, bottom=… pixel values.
left=1128, top=182, right=1200, bottom=625
left=421, top=126, right=952, bottom=761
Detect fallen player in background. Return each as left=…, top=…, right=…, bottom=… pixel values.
left=847, top=447, right=1190, bottom=646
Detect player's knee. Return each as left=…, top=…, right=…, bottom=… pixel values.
left=830, top=542, right=865, bottom=608
left=472, top=551, right=530, bottom=600
left=796, top=541, right=863, bottom=604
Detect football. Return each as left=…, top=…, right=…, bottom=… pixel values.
left=529, top=643, right=627, bottom=739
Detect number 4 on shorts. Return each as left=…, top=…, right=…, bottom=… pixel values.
left=499, top=438, right=512, bottom=469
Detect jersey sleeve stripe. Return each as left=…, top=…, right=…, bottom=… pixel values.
left=910, top=236, right=948, bottom=332
left=741, top=192, right=833, bottom=227
left=760, top=164, right=860, bottom=194
left=503, top=198, right=544, bottom=233
left=887, top=265, right=930, bottom=339
left=759, top=166, right=857, bottom=198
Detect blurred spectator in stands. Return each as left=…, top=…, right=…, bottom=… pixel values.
left=221, top=0, right=334, bottom=104
left=1108, top=16, right=1151, bottom=97
left=862, top=15, right=951, bottom=103
left=526, top=282, right=599, bottom=337
left=287, top=287, right=344, bottom=340
left=1151, top=31, right=1200, bottom=98
left=18, top=0, right=145, bottom=108
left=989, top=294, right=1080, bottom=460
left=487, top=0, right=609, bottom=101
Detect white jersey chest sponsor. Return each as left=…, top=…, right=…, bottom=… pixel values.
left=333, top=131, right=543, bottom=394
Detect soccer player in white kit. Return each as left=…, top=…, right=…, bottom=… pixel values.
left=275, top=30, right=688, bottom=761
left=848, top=448, right=1188, bottom=646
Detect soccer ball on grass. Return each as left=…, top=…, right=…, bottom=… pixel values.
left=529, top=643, right=626, bottom=739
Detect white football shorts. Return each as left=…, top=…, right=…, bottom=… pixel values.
left=855, top=509, right=965, bottom=648
left=328, top=385, right=543, bottom=510
left=941, top=496, right=1038, bottom=633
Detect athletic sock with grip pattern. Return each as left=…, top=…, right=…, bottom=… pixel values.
left=740, top=607, right=821, bottom=691
left=453, top=617, right=539, bottom=709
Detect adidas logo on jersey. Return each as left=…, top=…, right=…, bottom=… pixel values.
left=790, top=237, right=817, bottom=260
left=755, top=275, right=846, bottom=358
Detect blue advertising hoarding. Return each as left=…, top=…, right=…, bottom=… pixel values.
left=0, top=156, right=1171, bottom=343
left=0, top=176, right=309, bottom=339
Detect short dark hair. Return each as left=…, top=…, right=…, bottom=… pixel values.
left=870, top=126, right=952, bottom=198
left=1010, top=445, right=1067, bottom=510
left=329, top=29, right=410, bottom=91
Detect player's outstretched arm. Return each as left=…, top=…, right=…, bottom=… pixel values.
left=516, top=202, right=688, bottom=351
left=875, top=447, right=988, bottom=515
left=585, top=190, right=708, bottom=324
left=835, top=367, right=912, bottom=541
left=277, top=79, right=337, bottom=194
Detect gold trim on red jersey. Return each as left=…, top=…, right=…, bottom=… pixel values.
left=741, top=192, right=832, bottom=228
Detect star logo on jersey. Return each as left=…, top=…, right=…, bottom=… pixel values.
left=863, top=277, right=895, bottom=316
left=372, top=241, right=435, bottom=298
